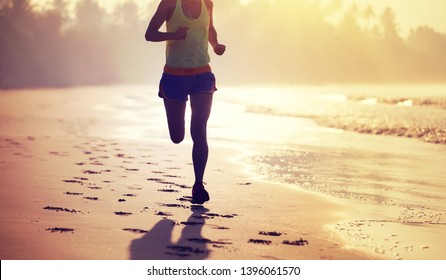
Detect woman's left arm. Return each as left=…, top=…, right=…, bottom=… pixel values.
left=207, top=0, right=226, bottom=55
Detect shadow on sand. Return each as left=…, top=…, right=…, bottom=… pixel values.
left=130, top=205, right=210, bottom=260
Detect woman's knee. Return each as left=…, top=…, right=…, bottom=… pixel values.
left=169, top=131, right=185, bottom=144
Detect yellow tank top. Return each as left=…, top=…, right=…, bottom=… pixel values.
left=166, top=0, right=210, bottom=69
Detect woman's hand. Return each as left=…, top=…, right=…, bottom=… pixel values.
left=174, top=27, right=189, bottom=40
left=213, top=44, right=226, bottom=55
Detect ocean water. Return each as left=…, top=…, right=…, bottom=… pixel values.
left=213, top=84, right=446, bottom=259
left=217, top=85, right=446, bottom=144
left=214, top=85, right=446, bottom=204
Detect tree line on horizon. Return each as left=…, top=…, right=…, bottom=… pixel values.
left=1, top=0, right=446, bottom=89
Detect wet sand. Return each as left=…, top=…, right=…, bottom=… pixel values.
left=215, top=86, right=446, bottom=260
left=0, top=86, right=369, bottom=260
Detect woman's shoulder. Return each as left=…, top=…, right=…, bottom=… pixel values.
left=204, top=0, right=214, bottom=10
left=158, top=0, right=177, bottom=20
left=159, top=0, right=177, bottom=9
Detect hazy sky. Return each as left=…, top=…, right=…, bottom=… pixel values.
left=344, top=0, right=446, bottom=35
left=8, top=0, right=446, bottom=85
left=30, top=0, right=446, bottom=36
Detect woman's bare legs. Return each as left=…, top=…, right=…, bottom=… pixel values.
left=190, top=93, right=213, bottom=189
left=163, top=93, right=213, bottom=203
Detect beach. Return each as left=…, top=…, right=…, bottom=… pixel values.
left=0, top=85, right=445, bottom=260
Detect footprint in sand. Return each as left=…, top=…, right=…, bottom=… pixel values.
left=46, top=227, right=74, bottom=233
left=147, top=178, right=163, bottom=182
left=192, top=213, right=237, bottom=220
left=83, top=197, right=99, bottom=201
left=49, top=151, right=69, bottom=157
left=156, top=211, right=173, bottom=217
left=163, top=174, right=182, bottom=178
left=82, top=170, right=102, bottom=175
left=248, top=239, right=272, bottom=245
left=177, top=197, right=192, bottom=202
left=126, top=168, right=139, bottom=171
left=64, top=192, right=83, bottom=196
left=159, top=203, right=189, bottom=209
left=62, top=179, right=83, bottom=184
left=166, top=245, right=207, bottom=257
left=114, top=211, right=132, bottom=216
left=158, top=188, right=180, bottom=193
left=43, top=206, right=80, bottom=213
left=259, top=231, right=282, bottom=237
left=210, top=225, right=230, bottom=230
left=283, top=239, right=309, bottom=246
left=187, top=238, right=232, bottom=249
left=158, top=180, right=175, bottom=185
left=73, top=177, right=88, bottom=181
left=123, top=228, right=149, bottom=234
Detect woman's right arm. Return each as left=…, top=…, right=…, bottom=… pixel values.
left=145, top=0, right=188, bottom=42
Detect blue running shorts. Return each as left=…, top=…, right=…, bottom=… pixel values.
left=158, top=72, right=217, bottom=102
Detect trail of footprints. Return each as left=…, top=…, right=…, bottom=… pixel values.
left=42, top=137, right=310, bottom=257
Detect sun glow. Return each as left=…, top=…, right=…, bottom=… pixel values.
left=28, top=0, right=446, bottom=35
left=239, top=0, right=255, bottom=6
left=30, top=0, right=152, bottom=13
left=6, top=0, right=446, bottom=87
